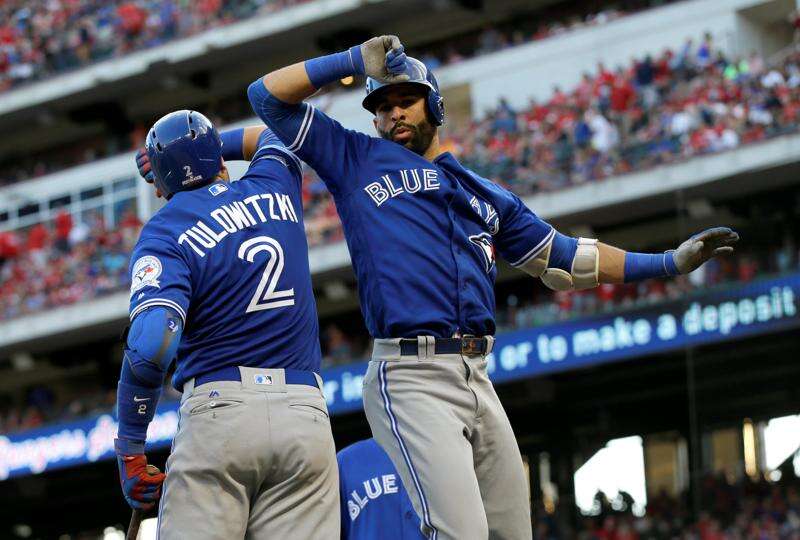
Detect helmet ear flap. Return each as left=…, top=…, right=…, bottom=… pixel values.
left=428, top=92, right=445, bottom=126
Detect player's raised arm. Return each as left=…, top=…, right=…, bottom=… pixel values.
left=245, top=36, right=409, bottom=196
left=258, top=35, right=408, bottom=105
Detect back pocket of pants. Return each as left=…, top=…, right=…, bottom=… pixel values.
left=289, top=401, right=329, bottom=421
left=189, top=399, right=244, bottom=416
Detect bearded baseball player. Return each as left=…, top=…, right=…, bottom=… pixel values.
left=114, top=112, right=338, bottom=538
left=248, top=35, right=739, bottom=539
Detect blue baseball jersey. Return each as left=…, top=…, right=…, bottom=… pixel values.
left=338, top=438, right=425, bottom=540
left=128, top=142, right=321, bottom=390
left=251, top=85, right=554, bottom=338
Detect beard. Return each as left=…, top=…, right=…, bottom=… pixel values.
left=378, top=118, right=436, bottom=156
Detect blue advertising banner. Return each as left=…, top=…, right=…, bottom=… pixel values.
left=1, top=274, right=797, bottom=480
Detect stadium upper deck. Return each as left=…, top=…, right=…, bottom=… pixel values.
left=0, top=0, right=782, bottom=188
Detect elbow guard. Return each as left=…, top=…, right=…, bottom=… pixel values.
left=124, top=306, right=183, bottom=387
left=518, top=232, right=599, bottom=291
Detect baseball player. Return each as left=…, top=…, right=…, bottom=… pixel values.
left=247, top=36, right=739, bottom=539
left=338, top=438, right=426, bottom=540
left=114, top=111, right=339, bottom=539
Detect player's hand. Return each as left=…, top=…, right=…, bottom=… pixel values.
left=115, top=439, right=166, bottom=510
left=135, top=147, right=155, bottom=184
left=135, top=147, right=165, bottom=198
left=672, top=227, right=739, bottom=274
left=360, top=35, right=410, bottom=83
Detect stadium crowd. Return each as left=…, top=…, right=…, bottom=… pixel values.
left=0, top=0, right=311, bottom=92
left=0, top=0, right=670, bottom=186
left=0, top=0, right=667, bottom=93
left=0, top=208, right=140, bottom=321
left=554, top=473, right=800, bottom=539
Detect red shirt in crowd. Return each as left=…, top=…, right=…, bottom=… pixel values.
left=610, top=77, right=636, bottom=112
left=54, top=210, right=73, bottom=241
left=0, top=230, right=20, bottom=259
left=27, top=223, right=48, bottom=251
left=117, top=3, right=147, bottom=35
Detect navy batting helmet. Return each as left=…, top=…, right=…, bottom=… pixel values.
left=362, top=57, right=445, bottom=126
left=145, top=110, right=222, bottom=199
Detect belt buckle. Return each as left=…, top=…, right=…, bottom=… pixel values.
left=460, top=337, right=484, bottom=357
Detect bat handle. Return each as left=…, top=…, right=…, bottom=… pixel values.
left=126, top=508, right=145, bottom=540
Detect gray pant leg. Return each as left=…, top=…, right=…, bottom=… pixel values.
left=158, top=369, right=339, bottom=540
left=363, top=359, right=489, bottom=540
left=468, top=358, right=532, bottom=540
left=246, top=385, right=340, bottom=540
left=158, top=381, right=254, bottom=540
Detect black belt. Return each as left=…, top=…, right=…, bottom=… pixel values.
left=399, top=337, right=490, bottom=357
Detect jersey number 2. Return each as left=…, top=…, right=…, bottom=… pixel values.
left=237, top=236, right=295, bottom=313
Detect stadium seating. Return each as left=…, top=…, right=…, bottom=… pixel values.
left=0, top=0, right=310, bottom=92
left=0, top=1, right=667, bottom=187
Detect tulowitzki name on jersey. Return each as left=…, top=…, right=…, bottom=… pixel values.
left=364, top=168, right=440, bottom=207
left=178, top=192, right=298, bottom=257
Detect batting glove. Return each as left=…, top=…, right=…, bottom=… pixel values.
left=135, top=147, right=155, bottom=184
left=672, top=227, right=739, bottom=274
left=360, top=35, right=410, bottom=83
left=115, top=439, right=166, bottom=511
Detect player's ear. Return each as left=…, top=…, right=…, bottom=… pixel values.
left=372, top=117, right=378, bottom=132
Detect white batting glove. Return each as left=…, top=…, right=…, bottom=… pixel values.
left=360, top=35, right=410, bottom=83
left=672, top=227, right=739, bottom=274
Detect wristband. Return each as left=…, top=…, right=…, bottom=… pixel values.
left=116, top=380, right=161, bottom=443
left=115, top=438, right=145, bottom=455
left=220, top=128, right=245, bottom=161
left=624, top=251, right=680, bottom=283
left=304, top=46, right=364, bottom=89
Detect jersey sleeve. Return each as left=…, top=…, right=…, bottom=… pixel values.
left=248, top=80, right=372, bottom=198
left=473, top=175, right=555, bottom=267
left=249, top=129, right=305, bottom=185
left=128, top=237, right=192, bottom=326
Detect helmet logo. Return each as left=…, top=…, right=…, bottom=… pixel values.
left=182, top=165, right=204, bottom=185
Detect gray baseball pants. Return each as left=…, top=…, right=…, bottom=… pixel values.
left=157, top=367, right=339, bottom=539
left=362, top=337, right=532, bottom=540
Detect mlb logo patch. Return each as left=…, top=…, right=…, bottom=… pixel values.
left=254, top=374, right=273, bottom=385
left=208, top=183, right=229, bottom=196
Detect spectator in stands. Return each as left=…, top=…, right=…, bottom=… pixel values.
left=323, top=323, right=354, bottom=365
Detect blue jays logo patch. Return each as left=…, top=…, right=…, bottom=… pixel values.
left=469, top=233, right=495, bottom=273
left=130, top=255, right=162, bottom=295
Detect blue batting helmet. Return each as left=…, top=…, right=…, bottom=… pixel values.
left=145, top=110, right=222, bottom=199
left=362, top=57, right=445, bottom=126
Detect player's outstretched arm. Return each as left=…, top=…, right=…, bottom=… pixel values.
left=521, top=227, right=739, bottom=290
left=597, top=227, right=739, bottom=284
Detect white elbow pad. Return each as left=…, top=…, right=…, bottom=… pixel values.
left=539, top=237, right=600, bottom=291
